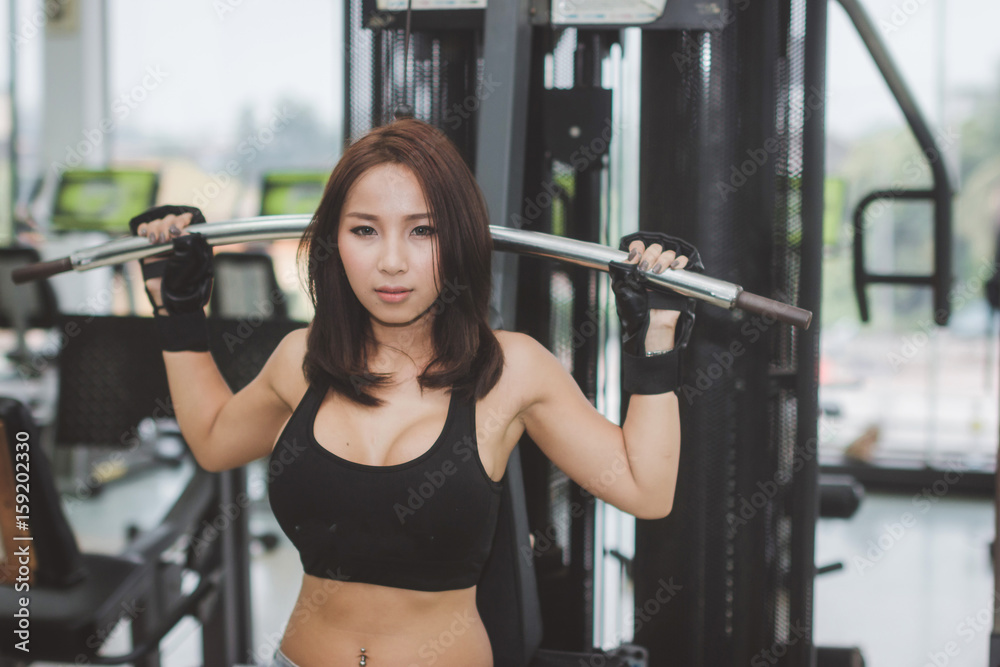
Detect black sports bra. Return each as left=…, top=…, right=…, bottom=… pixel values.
left=268, top=375, right=505, bottom=592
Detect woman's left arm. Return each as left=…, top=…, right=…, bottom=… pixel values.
left=618, top=311, right=681, bottom=517
left=508, top=324, right=680, bottom=521
left=509, top=239, right=693, bottom=520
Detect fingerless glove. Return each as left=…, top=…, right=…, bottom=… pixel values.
left=610, top=231, right=704, bottom=394
left=128, top=205, right=214, bottom=352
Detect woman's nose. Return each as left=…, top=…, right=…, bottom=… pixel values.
left=377, top=237, right=407, bottom=273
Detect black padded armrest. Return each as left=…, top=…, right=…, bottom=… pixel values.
left=818, top=474, right=865, bottom=519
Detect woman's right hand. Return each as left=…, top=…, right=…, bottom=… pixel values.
left=129, top=206, right=205, bottom=310
left=127, top=205, right=213, bottom=352
left=136, top=212, right=197, bottom=306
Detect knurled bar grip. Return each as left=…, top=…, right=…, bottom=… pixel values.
left=11, top=257, right=73, bottom=283
left=11, top=215, right=813, bottom=330
left=734, top=291, right=812, bottom=330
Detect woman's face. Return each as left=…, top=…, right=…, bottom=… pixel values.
left=337, top=163, right=441, bottom=327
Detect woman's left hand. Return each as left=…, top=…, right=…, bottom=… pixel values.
left=621, top=238, right=691, bottom=341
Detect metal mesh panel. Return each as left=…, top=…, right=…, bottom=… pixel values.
left=207, top=318, right=305, bottom=392
left=769, top=0, right=814, bottom=658
left=772, top=1, right=807, bottom=375
left=767, top=387, right=800, bottom=644
left=54, top=316, right=170, bottom=447
left=550, top=29, right=578, bottom=89
left=346, top=0, right=374, bottom=143
left=787, top=0, right=818, bottom=654
left=547, top=465, right=572, bottom=567
left=344, top=5, right=482, bottom=161
left=551, top=270, right=575, bottom=371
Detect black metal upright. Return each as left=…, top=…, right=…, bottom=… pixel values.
left=517, top=29, right=617, bottom=651
left=201, top=469, right=253, bottom=667
left=633, top=1, right=825, bottom=665
left=797, top=0, right=829, bottom=664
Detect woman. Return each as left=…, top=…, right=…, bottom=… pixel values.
left=131, top=118, right=696, bottom=667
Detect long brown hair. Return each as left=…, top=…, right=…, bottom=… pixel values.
left=296, top=118, right=503, bottom=407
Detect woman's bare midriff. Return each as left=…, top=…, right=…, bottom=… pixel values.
left=278, top=575, right=493, bottom=667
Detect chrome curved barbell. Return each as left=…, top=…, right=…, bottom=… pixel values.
left=11, top=215, right=812, bottom=329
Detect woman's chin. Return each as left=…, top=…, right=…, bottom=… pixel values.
left=368, top=308, right=433, bottom=328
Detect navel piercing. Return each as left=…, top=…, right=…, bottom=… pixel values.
left=358, top=647, right=367, bottom=666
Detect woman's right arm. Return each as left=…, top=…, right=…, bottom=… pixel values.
left=162, top=332, right=299, bottom=473
left=139, top=213, right=300, bottom=472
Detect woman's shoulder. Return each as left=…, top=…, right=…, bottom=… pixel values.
left=487, top=329, right=560, bottom=428
left=266, top=325, right=311, bottom=410
left=493, top=329, right=543, bottom=359
left=491, top=329, right=549, bottom=385
left=492, top=328, right=523, bottom=362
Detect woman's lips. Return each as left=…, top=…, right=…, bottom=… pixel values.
left=376, top=289, right=412, bottom=303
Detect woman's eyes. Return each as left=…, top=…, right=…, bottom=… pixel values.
left=349, top=225, right=436, bottom=237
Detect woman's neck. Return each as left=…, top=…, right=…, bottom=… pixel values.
left=367, top=318, right=435, bottom=377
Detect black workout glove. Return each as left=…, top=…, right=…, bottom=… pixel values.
left=610, top=231, right=704, bottom=395
left=128, top=205, right=214, bottom=352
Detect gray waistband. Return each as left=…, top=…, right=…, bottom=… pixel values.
left=271, top=646, right=300, bottom=667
